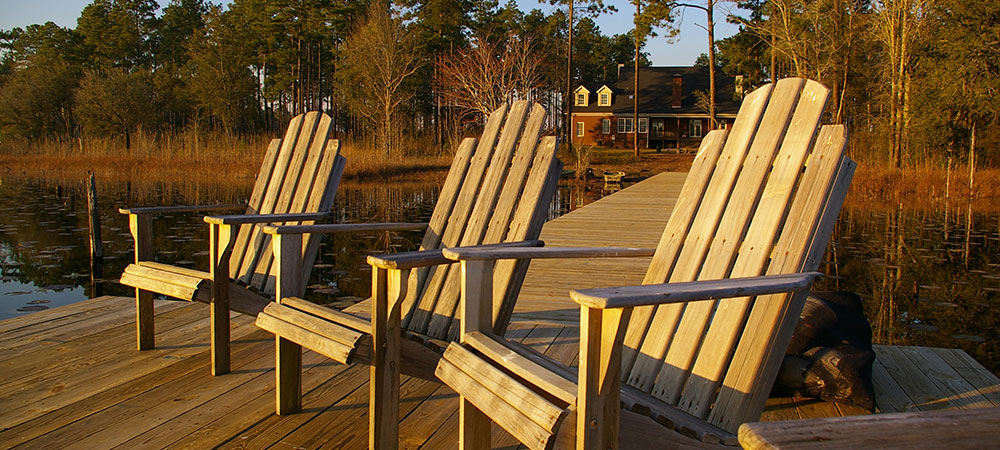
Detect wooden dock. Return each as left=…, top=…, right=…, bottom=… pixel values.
left=2, top=172, right=998, bottom=448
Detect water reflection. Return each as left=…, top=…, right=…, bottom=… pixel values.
left=816, top=206, right=1000, bottom=374
left=0, top=176, right=439, bottom=319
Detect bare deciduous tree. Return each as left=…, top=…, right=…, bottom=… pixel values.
left=435, top=31, right=545, bottom=122
left=341, top=0, right=423, bottom=157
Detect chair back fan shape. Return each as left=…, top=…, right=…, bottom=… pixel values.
left=229, top=112, right=344, bottom=296
left=620, top=78, right=853, bottom=430
left=399, top=101, right=562, bottom=341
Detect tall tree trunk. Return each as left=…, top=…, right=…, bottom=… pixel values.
left=634, top=0, right=640, bottom=157
left=317, top=42, right=323, bottom=111
left=566, top=0, right=574, bottom=155
left=296, top=37, right=302, bottom=115
left=969, top=121, right=976, bottom=196
left=707, top=0, right=717, bottom=129
left=770, top=26, right=777, bottom=82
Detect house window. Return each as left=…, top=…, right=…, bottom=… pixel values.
left=601, top=119, right=610, bottom=134
left=599, top=92, right=610, bottom=106
left=576, top=93, right=587, bottom=106
left=716, top=119, right=727, bottom=129
left=616, top=118, right=634, bottom=133
left=576, top=121, right=584, bottom=137
left=638, top=117, right=648, bottom=133
left=689, top=119, right=703, bottom=138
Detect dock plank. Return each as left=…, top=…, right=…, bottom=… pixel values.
left=931, top=347, right=1000, bottom=407
left=16, top=334, right=274, bottom=450
left=0, top=296, right=122, bottom=333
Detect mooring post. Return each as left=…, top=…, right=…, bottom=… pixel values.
left=87, top=172, right=104, bottom=296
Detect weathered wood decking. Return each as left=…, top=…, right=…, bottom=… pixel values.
left=2, top=172, right=998, bottom=448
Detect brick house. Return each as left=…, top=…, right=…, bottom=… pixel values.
left=571, top=66, right=744, bottom=150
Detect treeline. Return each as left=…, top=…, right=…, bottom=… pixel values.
left=2, top=0, right=997, bottom=169
left=0, top=0, right=642, bottom=157
left=714, top=0, right=999, bottom=169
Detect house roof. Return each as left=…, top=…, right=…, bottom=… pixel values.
left=573, top=66, right=742, bottom=117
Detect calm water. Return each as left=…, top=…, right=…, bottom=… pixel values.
left=814, top=206, right=1000, bottom=373
left=1, top=175, right=997, bottom=372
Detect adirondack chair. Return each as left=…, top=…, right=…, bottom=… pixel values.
left=119, top=111, right=344, bottom=376
left=254, top=101, right=563, bottom=441
left=434, top=78, right=857, bottom=449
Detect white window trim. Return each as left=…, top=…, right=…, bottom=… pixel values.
left=576, top=121, right=585, bottom=137
left=617, top=118, right=634, bottom=133
left=575, top=93, right=587, bottom=107
left=638, top=117, right=648, bottom=134
left=689, top=119, right=703, bottom=138
left=599, top=92, right=610, bottom=106
left=601, top=118, right=610, bottom=134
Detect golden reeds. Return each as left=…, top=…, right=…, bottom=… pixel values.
left=0, top=130, right=451, bottom=185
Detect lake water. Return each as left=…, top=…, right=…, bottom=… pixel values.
left=1, top=175, right=997, bottom=373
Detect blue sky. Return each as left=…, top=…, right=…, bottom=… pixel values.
left=0, top=0, right=744, bottom=66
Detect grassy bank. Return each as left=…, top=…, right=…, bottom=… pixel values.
left=3, top=137, right=998, bottom=212
left=0, top=131, right=452, bottom=185
left=845, top=166, right=1000, bottom=212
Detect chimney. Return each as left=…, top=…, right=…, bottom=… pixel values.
left=672, top=74, right=683, bottom=109
left=617, top=63, right=625, bottom=80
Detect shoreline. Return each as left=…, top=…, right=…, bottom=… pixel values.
left=2, top=152, right=998, bottom=212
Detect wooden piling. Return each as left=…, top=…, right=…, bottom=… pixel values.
left=87, top=172, right=104, bottom=295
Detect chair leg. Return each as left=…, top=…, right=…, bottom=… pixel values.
left=211, top=297, right=230, bottom=375
left=136, top=288, right=154, bottom=350
left=130, top=213, right=154, bottom=351
left=370, top=267, right=407, bottom=450
left=579, top=307, right=628, bottom=450
left=210, top=223, right=235, bottom=376
left=459, top=399, right=490, bottom=450
left=276, top=336, right=302, bottom=414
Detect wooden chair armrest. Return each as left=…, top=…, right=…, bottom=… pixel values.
left=118, top=204, right=246, bottom=215
left=441, top=246, right=654, bottom=262
left=262, top=222, right=429, bottom=235
left=570, top=272, right=823, bottom=309
left=203, top=212, right=329, bottom=225
left=367, top=240, right=545, bottom=270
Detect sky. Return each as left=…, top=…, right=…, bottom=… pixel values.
left=0, top=0, right=744, bottom=66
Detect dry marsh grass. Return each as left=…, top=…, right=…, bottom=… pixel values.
left=846, top=165, right=1000, bottom=212
left=3, top=133, right=997, bottom=213
left=0, top=131, right=452, bottom=185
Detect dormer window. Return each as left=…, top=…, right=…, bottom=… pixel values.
left=574, top=86, right=591, bottom=107
left=597, top=86, right=613, bottom=106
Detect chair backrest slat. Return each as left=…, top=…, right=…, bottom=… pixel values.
left=260, top=140, right=345, bottom=295
left=620, top=130, right=727, bottom=377
left=248, top=113, right=328, bottom=289
left=230, top=138, right=282, bottom=276
left=398, top=138, right=477, bottom=326
left=224, top=112, right=336, bottom=296
left=405, top=104, right=510, bottom=334
left=235, top=114, right=309, bottom=283
left=487, top=135, right=561, bottom=338
left=709, top=126, right=853, bottom=430
left=625, top=81, right=784, bottom=392
left=296, top=148, right=345, bottom=291
left=619, top=79, right=854, bottom=434
left=398, top=102, right=560, bottom=341
left=427, top=103, right=542, bottom=338
left=653, top=79, right=828, bottom=406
